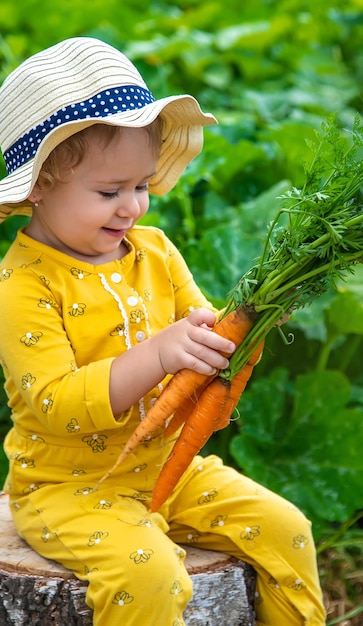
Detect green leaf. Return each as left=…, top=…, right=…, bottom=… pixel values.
left=183, top=222, right=258, bottom=299
left=326, top=290, right=363, bottom=336
left=230, top=368, right=363, bottom=536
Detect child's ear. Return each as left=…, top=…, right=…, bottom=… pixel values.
left=27, top=181, right=42, bottom=204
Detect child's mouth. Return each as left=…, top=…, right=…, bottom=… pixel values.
left=103, top=227, right=126, bottom=238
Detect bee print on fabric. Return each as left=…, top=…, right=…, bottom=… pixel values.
left=192, top=462, right=205, bottom=476
left=38, top=296, right=57, bottom=310
left=131, top=491, right=149, bottom=502
left=268, top=576, right=280, bottom=589
left=72, top=469, right=86, bottom=477
left=82, top=433, right=108, bottom=453
left=135, top=517, right=152, bottom=528
left=110, top=323, right=126, bottom=338
left=83, top=565, right=99, bottom=577
left=129, top=463, right=147, bottom=474
left=70, top=267, right=91, bottom=280
left=175, top=546, right=185, bottom=561
left=21, top=373, right=36, bottom=390
left=68, top=302, right=86, bottom=317
left=129, top=309, right=145, bottom=324
left=87, top=531, right=109, bottom=547
left=143, top=288, right=151, bottom=302
left=129, top=548, right=154, bottom=564
left=27, top=434, right=45, bottom=443
left=112, top=591, right=134, bottom=607
left=42, top=394, right=53, bottom=413
left=292, top=534, right=309, bottom=549
left=0, top=267, right=13, bottom=281
left=12, top=453, right=35, bottom=469
left=186, top=531, right=201, bottom=543
left=289, top=578, right=307, bottom=591
left=74, top=487, right=93, bottom=496
left=198, top=488, right=218, bottom=504
left=209, top=514, right=228, bottom=528
left=170, top=581, right=183, bottom=595
left=70, top=360, right=79, bottom=374
left=67, top=418, right=81, bottom=433
left=169, top=278, right=178, bottom=292
left=94, top=499, right=113, bottom=510
left=136, top=247, right=147, bottom=262
left=20, top=331, right=43, bottom=347
left=240, top=525, right=261, bottom=542
left=41, top=527, right=57, bottom=542
left=22, top=483, right=40, bottom=494
left=39, top=275, right=50, bottom=286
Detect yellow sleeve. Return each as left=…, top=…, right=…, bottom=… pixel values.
left=164, top=235, right=217, bottom=318
left=0, top=261, right=119, bottom=437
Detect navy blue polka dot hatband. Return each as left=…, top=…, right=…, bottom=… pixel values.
left=3, top=85, right=156, bottom=177
left=0, top=37, right=217, bottom=222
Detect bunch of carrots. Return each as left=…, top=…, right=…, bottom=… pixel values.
left=96, top=114, right=363, bottom=511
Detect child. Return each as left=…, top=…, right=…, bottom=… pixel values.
left=0, top=37, right=325, bottom=625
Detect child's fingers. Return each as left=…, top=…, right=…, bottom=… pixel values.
left=190, top=324, right=235, bottom=356
left=187, top=307, right=217, bottom=329
left=186, top=343, right=230, bottom=372
left=187, top=308, right=236, bottom=354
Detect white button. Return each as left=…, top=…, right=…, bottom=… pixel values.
left=127, top=295, right=138, bottom=306
left=111, top=272, right=122, bottom=283
left=135, top=331, right=146, bottom=342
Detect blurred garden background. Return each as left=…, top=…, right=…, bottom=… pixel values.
left=0, top=0, right=362, bottom=622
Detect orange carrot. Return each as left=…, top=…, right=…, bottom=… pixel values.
left=150, top=339, right=264, bottom=511
left=165, top=334, right=263, bottom=437
left=151, top=377, right=234, bottom=512
left=93, top=305, right=257, bottom=490
left=214, top=339, right=264, bottom=431
left=131, top=304, right=256, bottom=441
left=163, top=376, right=213, bottom=438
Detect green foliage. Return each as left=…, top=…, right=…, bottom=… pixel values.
left=0, top=0, right=363, bottom=544
left=230, top=366, right=363, bottom=537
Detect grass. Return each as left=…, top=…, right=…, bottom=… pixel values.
left=319, top=525, right=363, bottom=626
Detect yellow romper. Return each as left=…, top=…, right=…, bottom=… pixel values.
left=0, top=227, right=325, bottom=625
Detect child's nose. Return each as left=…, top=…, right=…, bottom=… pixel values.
left=116, top=191, right=140, bottom=218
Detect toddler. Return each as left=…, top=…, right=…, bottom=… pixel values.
left=0, top=37, right=325, bottom=625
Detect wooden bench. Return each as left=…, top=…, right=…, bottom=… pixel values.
left=0, top=492, right=256, bottom=625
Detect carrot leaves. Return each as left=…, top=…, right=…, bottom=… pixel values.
left=222, top=114, right=363, bottom=378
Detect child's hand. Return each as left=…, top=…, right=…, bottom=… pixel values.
left=154, top=308, right=235, bottom=376
left=110, top=308, right=235, bottom=414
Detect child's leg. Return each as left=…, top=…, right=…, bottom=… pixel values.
left=10, top=485, right=192, bottom=626
left=166, top=454, right=326, bottom=626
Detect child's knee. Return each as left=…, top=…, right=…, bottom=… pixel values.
left=86, top=542, right=193, bottom=624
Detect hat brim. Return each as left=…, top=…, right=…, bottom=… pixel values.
left=0, top=94, right=217, bottom=223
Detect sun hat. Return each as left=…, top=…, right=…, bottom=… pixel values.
left=0, top=36, right=217, bottom=222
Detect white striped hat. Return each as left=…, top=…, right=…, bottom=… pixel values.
left=0, top=37, right=217, bottom=222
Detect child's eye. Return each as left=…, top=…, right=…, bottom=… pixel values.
left=100, top=191, right=119, bottom=199
left=136, top=184, right=149, bottom=192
